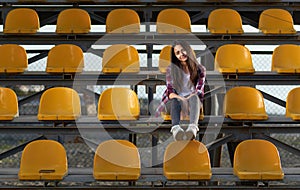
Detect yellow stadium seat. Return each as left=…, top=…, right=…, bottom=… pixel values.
left=234, top=139, right=284, bottom=180
left=286, top=87, right=300, bottom=120
left=207, top=8, right=243, bottom=34
left=272, top=44, right=300, bottom=73
left=259, top=9, right=296, bottom=34
left=37, top=87, right=81, bottom=121
left=158, top=45, right=172, bottom=73
left=156, top=8, right=191, bottom=33
left=0, top=87, right=18, bottom=120
left=46, top=44, right=84, bottom=73
left=56, top=8, right=91, bottom=34
left=98, top=87, right=140, bottom=120
left=106, top=9, right=140, bottom=33
left=19, top=140, right=68, bottom=180
left=102, top=44, right=140, bottom=73
left=4, top=8, right=39, bottom=34
left=215, top=44, right=255, bottom=74
left=93, top=139, right=141, bottom=180
left=223, top=86, right=268, bottom=120
left=0, top=44, right=28, bottom=73
left=163, top=140, right=212, bottom=180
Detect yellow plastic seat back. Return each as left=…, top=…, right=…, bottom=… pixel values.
left=46, top=44, right=84, bottom=73
left=0, top=44, right=28, bottom=73
left=19, top=140, right=68, bottom=180
left=93, top=139, right=141, bottom=180
left=234, top=139, right=284, bottom=180
left=286, top=87, right=300, bottom=120
left=38, top=87, right=81, bottom=121
left=102, top=44, right=140, bottom=73
left=0, top=87, right=18, bottom=120
left=259, top=9, right=296, bottom=34
left=98, top=87, right=140, bottom=120
left=157, top=8, right=191, bottom=33
left=163, top=140, right=212, bottom=180
left=4, top=8, right=39, bottom=34
left=158, top=45, right=172, bottom=73
left=223, top=86, right=268, bottom=120
left=215, top=44, right=255, bottom=73
left=106, top=9, right=140, bottom=33
left=208, top=8, right=243, bottom=34
left=272, top=44, right=300, bottom=73
left=56, top=8, right=91, bottom=34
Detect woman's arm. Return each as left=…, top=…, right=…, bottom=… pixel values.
left=195, top=64, right=206, bottom=99
left=166, top=66, right=176, bottom=98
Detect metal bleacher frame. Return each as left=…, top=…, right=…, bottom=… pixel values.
left=1, top=0, right=300, bottom=189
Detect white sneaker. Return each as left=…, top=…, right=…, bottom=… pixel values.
left=185, top=124, right=199, bottom=140
left=170, top=125, right=184, bottom=141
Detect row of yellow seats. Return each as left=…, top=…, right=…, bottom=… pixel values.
left=18, top=138, right=284, bottom=181
left=3, top=7, right=296, bottom=34
left=3, top=43, right=300, bottom=75
left=160, top=43, right=300, bottom=74
left=0, top=44, right=139, bottom=74
left=2, top=85, right=300, bottom=122
left=0, top=86, right=139, bottom=121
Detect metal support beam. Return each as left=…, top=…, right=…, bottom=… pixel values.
left=206, top=134, right=235, bottom=151
left=28, top=51, right=49, bottom=65
left=89, top=11, right=106, bottom=24
left=0, top=135, right=46, bottom=160
left=18, top=87, right=51, bottom=106
left=259, top=90, right=286, bottom=107
left=254, top=133, right=300, bottom=157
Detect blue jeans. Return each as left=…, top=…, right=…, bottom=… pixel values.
left=166, top=94, right=201, bottom=126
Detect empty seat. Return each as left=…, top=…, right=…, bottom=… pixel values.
left=93, top=139, right=141, bottom=180
left=259, top=9, right=296, bottom=34
left=106, top=9, right=140, bottom=33
left=158, top=45, right=172, bottom=73
left=234, top=139, right=284, bottom=180
left=272, top=44, right=300, bottom=73
left=38, top=87, right=81, bottom=121
left=223, top=86, right=268, bottom=120
left=46, top=44, right=84, bottom=73
left=19, top=140, right=68, bottom=180
left=0, top=44, right=28, bottom=73
left=0, top=87, right=18, bottom=120
left=163, top=140, right=212, bottom=180
left=98, top=87, right=140, bottom=120
left=207, top=8, right=243, bottom=34
left=4, top=8, right=40, bottom=34
left=215, top=44, right=255, bottom=73
left=102, top=44, right=140, bottom=73
left=56, top=8, right=91, bottom=34
left=286, top=87, right=300, bottom=120
left=156, top=8, right=191, bottom=33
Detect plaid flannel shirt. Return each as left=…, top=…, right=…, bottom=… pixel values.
left=155, top=64, right=206, bottom=117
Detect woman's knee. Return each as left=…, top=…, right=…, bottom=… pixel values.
left=189, top=94, right=200, bottom=103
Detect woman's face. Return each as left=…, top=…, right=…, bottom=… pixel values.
left=174, top=44, right=188, bottom=62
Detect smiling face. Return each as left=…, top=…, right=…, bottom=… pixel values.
left=174, top=44, right=188, bottom=63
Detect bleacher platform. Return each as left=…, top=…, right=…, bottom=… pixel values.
left=0, top=0, right=300, bottom=189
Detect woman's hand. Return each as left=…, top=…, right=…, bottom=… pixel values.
left=169, top=93, right=184, bottom=100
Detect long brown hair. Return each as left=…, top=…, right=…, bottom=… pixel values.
left=171, top=40, right=199, bottom=93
